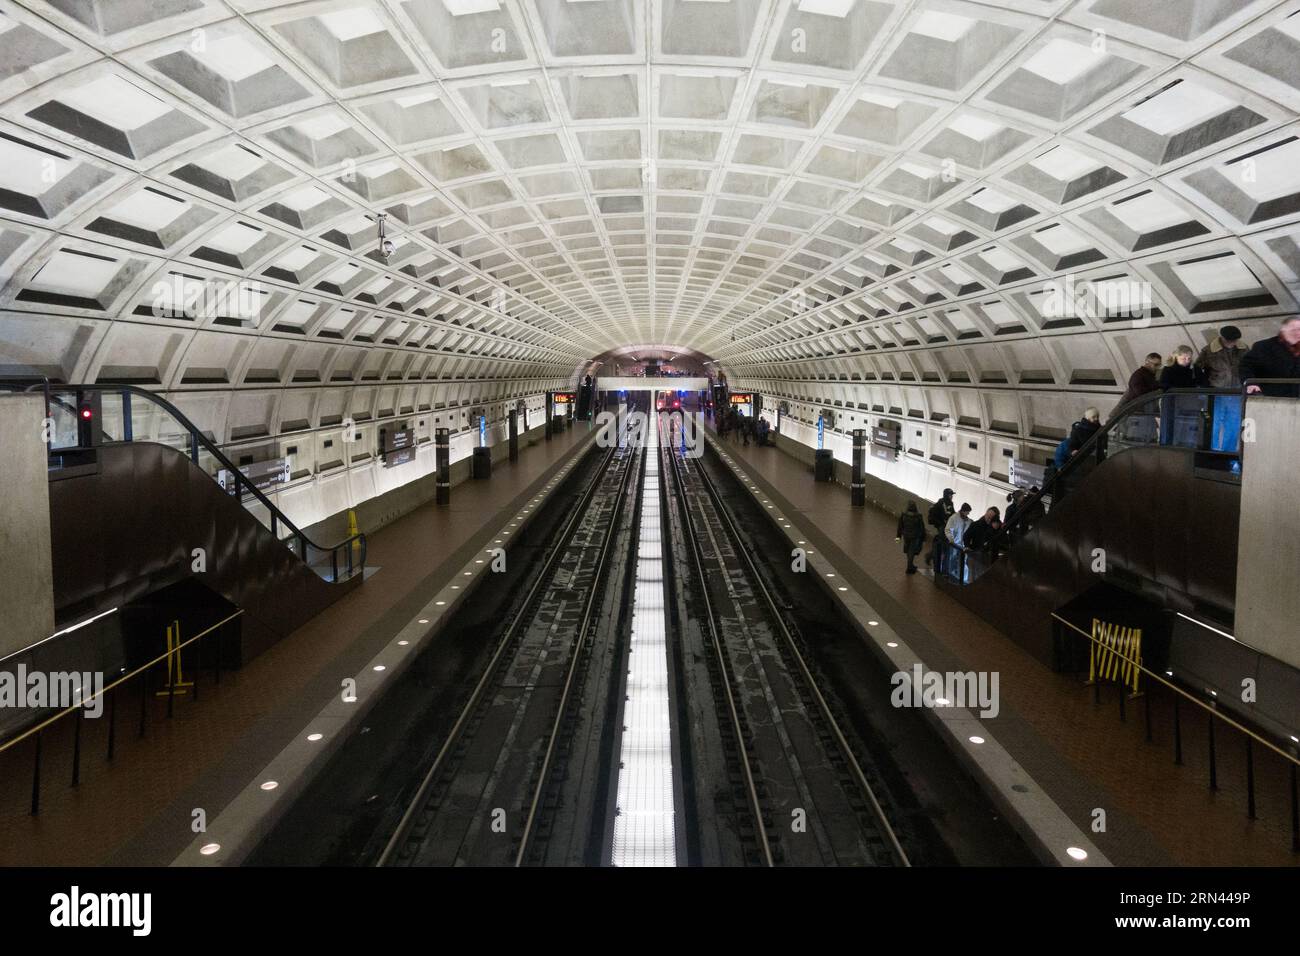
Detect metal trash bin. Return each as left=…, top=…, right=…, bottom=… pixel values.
left=813, top=448, right=834, bottom=482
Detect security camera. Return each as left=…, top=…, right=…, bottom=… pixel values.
left=381, top=238, right=396, bottom=258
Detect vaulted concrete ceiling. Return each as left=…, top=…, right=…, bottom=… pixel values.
left=1, top=0, right=1300, bottom=400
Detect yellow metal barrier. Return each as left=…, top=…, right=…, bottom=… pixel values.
left=155, top=619, right=194, bottom=698
left=1087, top=618, right=1143, bottom=697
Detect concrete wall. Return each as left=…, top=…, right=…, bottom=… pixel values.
left=0, top=395, right=54, bottom=657
left=1235, top=397, right=1300, bottom=672
left=759, top=430, right=958, bottom=519
left=303, top=420, right=584, bottom=544
left=755, top=406, right=1010, bottom=517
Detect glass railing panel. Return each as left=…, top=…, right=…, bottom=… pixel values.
left=46, top=400, right=79, bottom=450
left=98, top=391, right=125, bottom=444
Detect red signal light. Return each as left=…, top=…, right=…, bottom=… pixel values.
left=79, top=405, right=93, bottom=420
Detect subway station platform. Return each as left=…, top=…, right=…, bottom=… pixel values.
left=707, top=430, right=1298, bottom=868
left=0, top=426, right=596, bottom=867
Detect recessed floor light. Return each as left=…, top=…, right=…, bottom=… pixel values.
left=200, top=843, right=221, bottom=856
left=418, top=618, right=429, bottom=624
left=1066, top=847, right=1088, bottom=861
left=373, top=665, right=386, bottom=672
left=260, top=781, right=278, bottom=791
left=307, top=733, right=323, bottom=741
left=969, top=736, right=985, bottom=745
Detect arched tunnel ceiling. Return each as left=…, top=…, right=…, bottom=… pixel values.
left=1, top=0, right=1300, bottom=398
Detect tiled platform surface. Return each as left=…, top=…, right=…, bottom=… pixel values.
left=0, top=427, right=596, bottom=866
left=712, top=431, right=1299, bottom=867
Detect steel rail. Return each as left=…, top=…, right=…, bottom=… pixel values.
left=375, top=442, right=618, bottom=866
left=513, top=427, right=644, bottom=865
left=662, top=415, right=775, bottom=867
left=684, top=439, right=911, bottom=867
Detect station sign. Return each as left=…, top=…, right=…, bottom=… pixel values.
left=872, top=424, right=901, bottom=448
left=381, top=427, right=416, bottom=468
left=217, top=457, right=290, bottom=495
left=1010, top=458, right=1046, bottom=490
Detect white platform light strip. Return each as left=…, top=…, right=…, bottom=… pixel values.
left=611, top=417, right=677, bottom=867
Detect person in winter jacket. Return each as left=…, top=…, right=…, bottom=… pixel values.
left=1116, top=352, right=1163, bottom=409
left=895, top=502, right=927, bottom=575
left=926, top=488, right=955, bottom=568
left=1196, top=326, right=1246, bottom=388
left=942, top=503, right=974, bottom=579
left=1067, top=407, right=1101, bottom=455
left=945, top=503, right=973, bottom=547
left=1241, top=317, right=1300, bottom=398
left=1195, top=326, right=1246, bottom=452
left=964, top=507, right=1001, bottom=552
left=1159, top=345, right=1209, bottom=390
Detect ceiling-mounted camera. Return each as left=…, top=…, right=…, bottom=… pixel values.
left=375, top=211, right=393, bottom=262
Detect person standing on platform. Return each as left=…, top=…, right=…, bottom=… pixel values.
left=926, top=488, right=955, bottom=569
left=896, top=502, right=927, bottom=575
left=943, top=502, right=973, bottom=577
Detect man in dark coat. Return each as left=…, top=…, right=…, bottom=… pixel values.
left=896, top=502, right=926, bottom=575
left=1241, top=317, right=1300, bottom=397
left=1117, top=353, right=1163, bottom=409
left=926, top=488, right=954, bottom=568
left=964, top=507, right=1001, bottom=552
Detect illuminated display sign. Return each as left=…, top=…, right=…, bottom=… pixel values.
left=729, top=393, right=753, bottom=405
left=552, top=391, right=576, bottom=405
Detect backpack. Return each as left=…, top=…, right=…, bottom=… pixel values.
left=1053, top=436, right=1072, bottom=468
left=927, top=499, right=948, bottom=529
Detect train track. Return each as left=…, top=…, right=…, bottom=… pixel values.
left=661, top=416, right=910, bottom=867
left=376, top=432, right=643, bottom=866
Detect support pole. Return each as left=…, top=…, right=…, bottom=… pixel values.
left=851, top=428, right=866, bottom=506
left=435, top=427, right=450, bottom=505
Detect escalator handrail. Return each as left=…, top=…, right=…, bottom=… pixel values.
left=22, top=381, right=364, bottom=573
left=983, top=386, right=1244, bottom=557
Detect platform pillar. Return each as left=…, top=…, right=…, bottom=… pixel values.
left=545, top=392, right=554, bottom=440
left=508, top=409, right=519, bottom=463
left=851, top=429, right=866, bottom=506
left=435, top=427, right=450, bottom=505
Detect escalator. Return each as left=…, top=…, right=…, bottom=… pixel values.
left=28, top=383, right=365, bottom=663
left=936, top=388, right=1245, bottom=667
